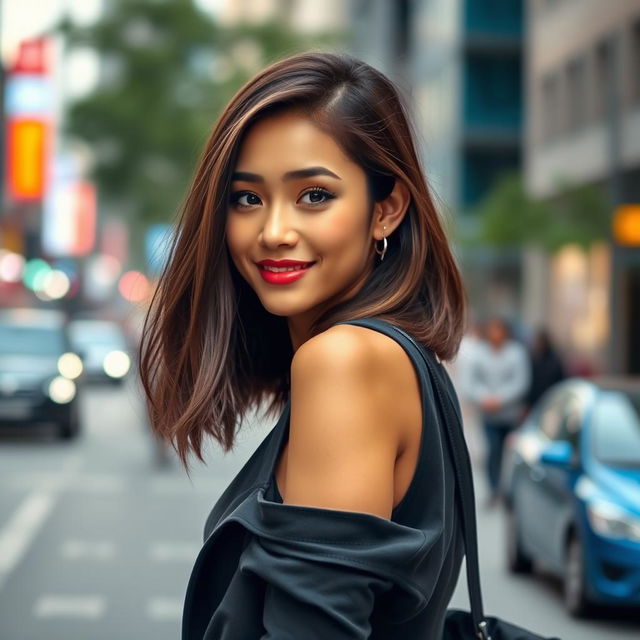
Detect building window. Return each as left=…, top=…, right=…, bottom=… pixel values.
left=464, top=53, right=522, bottom=129
left=462, top=148, right=520, bottom=208
left=541, top=72, right=561, bottom=142
left=464, top=0, right=523, bottom=35
left=566, top=57, right=587, bottom=133
left=394, top=0, right=411, bottom=62
left=632, top=20, right=640, bottom=105
left=593, top=40, right=610, bottom=122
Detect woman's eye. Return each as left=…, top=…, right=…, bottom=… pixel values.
left=230, top=191, right=261, bottom=208
left=299, top=187, right=336, bottom=206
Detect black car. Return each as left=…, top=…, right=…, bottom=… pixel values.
left=0, top=308, right=83, bottom=439
left=67, top=319, right=132, bottom=385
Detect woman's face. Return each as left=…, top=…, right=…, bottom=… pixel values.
left=225, top=110, right=376, bottom=336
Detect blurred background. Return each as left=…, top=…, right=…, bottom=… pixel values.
left=0, top=1, right=639, bottom=639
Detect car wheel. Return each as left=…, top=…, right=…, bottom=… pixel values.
left=564, top=534, right=592, bottom=617
left=506, top=507, right=533, bottom=574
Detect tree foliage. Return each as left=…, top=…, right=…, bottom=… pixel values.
left=56, top=0, right=340, bottom=233
left=473, top=172, right=611, bottom=253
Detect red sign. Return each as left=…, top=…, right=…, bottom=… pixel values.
left=10, top=38, right=49, bottom=75
left=100, top=218, right=129, bottom=264
left=74, top=182, right=97, bottom=256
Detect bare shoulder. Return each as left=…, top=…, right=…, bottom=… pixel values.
left=284, top=323, right=421, bottom=519
left=292, top=322, right=418, bottom=399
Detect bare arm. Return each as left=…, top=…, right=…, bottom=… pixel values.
left=282, top=325, right=401, bottom=518
left=252, top=325, right=409, bottom=639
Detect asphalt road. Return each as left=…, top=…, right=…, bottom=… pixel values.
left=0, top=380, right=638, bottom=640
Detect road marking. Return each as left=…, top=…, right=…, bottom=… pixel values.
left=61, top=539, right=116, bottom=560
left=149, top=541, right=200, bottom=563
left=33, top=595, right=106, bottom=619
left=0, top=455, right=84, bottom=590
left=146, top=597, right=183, bottom=621
left=0, top=492, right=55, bottom=580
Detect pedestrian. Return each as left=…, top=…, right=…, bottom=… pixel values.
left=447, top=314, right=485, bottom=464
left=139, top=51, right=468, bottom=639
left=526, top=328, right=566, bottom=411
left=449, top=313, right=484, bottom=399
left=466, top=317, right=531, bottom=508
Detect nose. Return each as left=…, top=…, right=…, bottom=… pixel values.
left=259, top=200, right=297, bottom=248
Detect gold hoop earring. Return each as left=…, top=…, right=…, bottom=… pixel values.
left=374, top=226, right=388, bottom=261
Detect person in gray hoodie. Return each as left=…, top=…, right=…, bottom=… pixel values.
left=466, top=317, right=531, bottom=507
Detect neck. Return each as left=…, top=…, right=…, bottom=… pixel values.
left=286, top=260, right=375, bottom=352
left=287, top=316, right=312, bottom=353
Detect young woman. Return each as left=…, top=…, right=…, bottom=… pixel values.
left=139, top=51, right=467, bottom=639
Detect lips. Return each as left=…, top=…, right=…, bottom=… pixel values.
left=256, top=259, right=316, bottom=285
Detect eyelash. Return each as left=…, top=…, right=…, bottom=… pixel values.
left=229, top=186, right=337, bottom=210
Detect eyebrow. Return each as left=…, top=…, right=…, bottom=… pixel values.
left=231, top=166, right=342, bottom=183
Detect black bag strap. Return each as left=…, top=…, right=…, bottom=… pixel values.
left=335, top=318, right=491, bottom=640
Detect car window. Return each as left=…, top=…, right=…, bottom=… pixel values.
left=68, top=323, right=126, bottom=349
left=0, top=325, right=66, bottom=356
left=557, top=393, right=584, bottom=447
left=538, top=389, right=568, bottom=440
left=591, top=391, right=640, bottom=467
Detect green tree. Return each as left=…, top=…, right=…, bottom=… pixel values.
left=473, top=172, right=610, bottom=252
left=56, top=0, right=341, bottom=262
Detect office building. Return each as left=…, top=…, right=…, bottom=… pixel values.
left=525, top=0, right=640, bottom=373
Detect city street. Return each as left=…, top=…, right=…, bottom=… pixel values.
left=0, top=378, right=267, bottom=640
left=0, top=380, right=637, bottom=640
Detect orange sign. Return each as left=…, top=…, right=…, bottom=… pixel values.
left=613, top=205, right=640, bottom=247
left=7, top=119, right=48, bottom=200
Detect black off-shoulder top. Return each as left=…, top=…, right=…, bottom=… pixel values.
left=181, top=318, right=465, bottom=640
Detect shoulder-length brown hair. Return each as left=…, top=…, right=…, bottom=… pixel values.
left=139, top=50, right=466, bottom=468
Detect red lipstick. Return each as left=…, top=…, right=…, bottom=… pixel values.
left=256, top=259, right=316, bottom=285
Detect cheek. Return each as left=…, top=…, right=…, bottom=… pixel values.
left=315, top=207, right=370, bottom=257
left=225, top=216, right=250, bottom=258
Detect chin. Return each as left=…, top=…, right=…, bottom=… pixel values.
left=257, top=296, right=315, bottom=318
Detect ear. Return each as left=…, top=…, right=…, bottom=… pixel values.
left=371, top=179, right=410, bottom=241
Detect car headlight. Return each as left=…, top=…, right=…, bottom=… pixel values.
left=102, top=350, right=131, bottom=378
left=57, top=352, right=83, bottom=380
left=586, top=500, right=640, bottom=543
left=47, top=376, right=76, bottom=404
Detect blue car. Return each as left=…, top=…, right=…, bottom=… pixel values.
left=502, top=377, right=640, bottom=617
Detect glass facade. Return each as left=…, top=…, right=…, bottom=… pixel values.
left=463, top=54, right=522, bottom=131
left=464, top=0, right=523, bottom=36
left=460, top=0, right=523, bottom=208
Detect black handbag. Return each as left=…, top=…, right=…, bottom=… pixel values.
left=387, top=324, right=561, bottom=640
